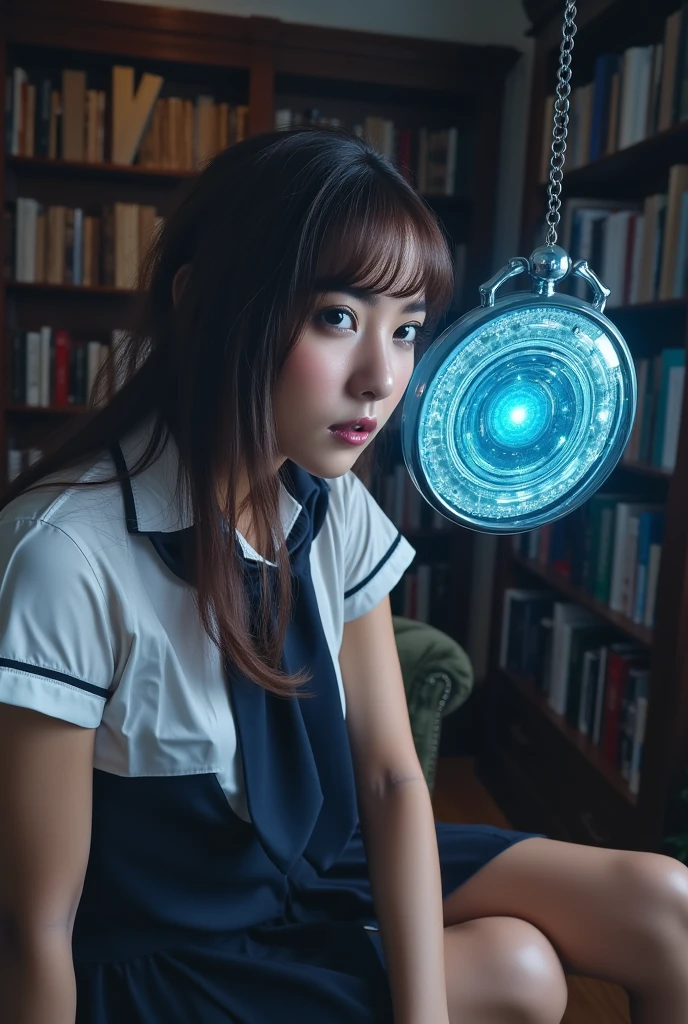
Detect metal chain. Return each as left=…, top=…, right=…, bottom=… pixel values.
left=545, top=0, right=578, bottom=245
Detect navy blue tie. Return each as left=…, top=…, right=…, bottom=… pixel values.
left=146, top=460, right=359, bottom=876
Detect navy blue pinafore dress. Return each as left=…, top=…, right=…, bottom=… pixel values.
left=71, top=457, right=538, bottom=1023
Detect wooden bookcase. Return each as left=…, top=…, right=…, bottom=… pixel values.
left=0, top=0, right=520, bottom=649
left=477, top=0, right=688, bottom=853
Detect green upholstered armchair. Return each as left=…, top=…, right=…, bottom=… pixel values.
left=392, top=616, right=474, bottom=793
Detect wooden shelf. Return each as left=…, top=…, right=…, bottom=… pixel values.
left=500, top=667, right=637, bottom=805
left=492, top=0, right=688, bottom=855
left=6, top=282, right=139, bottom=296
left=512, top=551, right=654, bottom=647
left=539, top=120, right=688, bottom=200
left=6, top=404, right=90, bottom=415
left=5, top=155, right=198, bottom=183
left=5, top=156, right=472, bottom=209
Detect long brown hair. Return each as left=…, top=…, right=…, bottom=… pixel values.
left=2, top=126, right=454, bottom=695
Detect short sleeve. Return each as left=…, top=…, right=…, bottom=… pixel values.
left=0, top=517, right=115, bottom=728
left=341, top=472, right=416, bottom=621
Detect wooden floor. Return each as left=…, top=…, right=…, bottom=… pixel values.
left=432, top=757, right=630, bottom=1024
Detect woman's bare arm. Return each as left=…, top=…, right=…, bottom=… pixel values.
left=339, top=595, right=450, bottom=1024
left=0, top=704, right=95, bottom=1024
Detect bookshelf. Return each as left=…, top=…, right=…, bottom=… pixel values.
left=1, top=0, right=521, bottom=648
left=478, top=0, right=688, bottom=854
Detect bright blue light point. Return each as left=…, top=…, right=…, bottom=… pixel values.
left=509, top=406, right=527, bottom=425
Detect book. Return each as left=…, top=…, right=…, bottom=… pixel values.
left=601, top=645, right=647, bottom=764
left=629, top=673, right=650, bottom=794
left=659, top=9, right=683, bottom=130
left=652, top=349, right=686, bottom=467
left=579, top=648, right=601, bottom=735
left=620, top=668, right=650, bottom=782
left=547, top=603, right=600, bottom=717
left=661, top=364, right=686, bottom=471
left=633, top=512, right=665, bottom=624
left=609, top=501, right=663, bottom=614
left=658, top=165, right=688, bottom=299
left=565, top=623, right=616, bottom=728
left=589, top=54, right=619, bottom=162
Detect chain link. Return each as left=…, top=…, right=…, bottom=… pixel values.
left=545, top=0, right=578, bottom=246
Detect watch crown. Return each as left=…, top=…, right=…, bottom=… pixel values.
left=529, top=244, right=572, bottom=285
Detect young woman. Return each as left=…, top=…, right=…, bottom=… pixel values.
left=0, top=126, right=687, bottom=1024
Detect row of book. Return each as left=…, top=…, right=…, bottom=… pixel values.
left=9, top=199, right=163, bottom=290
left=7, top=445, right=43, bottom=483
left=6, top=67, right=106, bottom=163
left=138, top=96, right=248, bottom=171
left=390, top=561, right=451, bottom=626
left=10, top=328, right=126, bottom=408
left=559, top=165, right=688, bottom=305
left=275, top=109, right=475, bottom=198
left=623, top=349, right=686, bottom=473
left=512, top=495, right=665, bottom=630
left=500, top=589, right=650, bottom=794
left=539, top=5, right=688, bottom=178
left=5, top=64, right=249, bottom=169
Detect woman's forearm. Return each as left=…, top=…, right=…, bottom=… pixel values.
left=0, top=931, right=76, bottom=1024
left=358, top=775, right=450, bottom=1024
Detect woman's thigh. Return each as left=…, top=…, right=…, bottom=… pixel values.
left=443, top=915, right=568, bottom=1024
left=442, top=836, right=688, bottom=990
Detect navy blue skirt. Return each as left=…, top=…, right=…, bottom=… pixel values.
left=73, top=772, right=538, bottom=1024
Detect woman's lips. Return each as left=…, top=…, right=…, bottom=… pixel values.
left=329, top=417, right=377, bottom=431
left=328, top=427, right=371, bottom=446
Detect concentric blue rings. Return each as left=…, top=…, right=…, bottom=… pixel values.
left=401, top=297, right=636, bottom=533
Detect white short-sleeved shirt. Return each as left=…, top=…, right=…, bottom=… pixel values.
left=0, top=418, right=416, bottom=821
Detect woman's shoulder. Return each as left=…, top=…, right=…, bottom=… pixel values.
left=321, top=468, right=370, bottom=520
left=0, top=450, right=124, bottom=567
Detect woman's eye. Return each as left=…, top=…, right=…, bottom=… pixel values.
left=319, top=308, right=355, bottom=330
left=395, top=324, right=420, bottom=345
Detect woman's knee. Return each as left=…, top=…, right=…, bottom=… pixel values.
left=445, top=916, right=568, bottom=1023
left=613, top=852, right=688, bottom=973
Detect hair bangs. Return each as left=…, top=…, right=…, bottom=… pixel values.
left=312, top=170, right=454, bottom=328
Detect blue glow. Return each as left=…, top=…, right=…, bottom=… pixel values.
left=401, top=301, right=637, bottom=533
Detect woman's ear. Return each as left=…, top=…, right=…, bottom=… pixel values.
left=172, top=263, right=192, bottom=308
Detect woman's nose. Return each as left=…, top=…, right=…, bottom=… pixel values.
left=349, top=338, right=396, bottom=402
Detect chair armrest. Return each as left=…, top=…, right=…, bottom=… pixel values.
left=393, top=616, right=475, bottom=792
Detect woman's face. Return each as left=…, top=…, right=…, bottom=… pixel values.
left=272, top=286, right=427, bottom=479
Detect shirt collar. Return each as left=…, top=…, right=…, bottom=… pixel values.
left=117, top=418, right=304, bottom=562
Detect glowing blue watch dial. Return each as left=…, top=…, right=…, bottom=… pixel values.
left=401, top=289, right=636, bottom=535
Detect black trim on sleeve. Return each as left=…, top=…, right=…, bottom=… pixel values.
left=343, top=532, right=403, bottom=600
left=0, top=658, right=111, bottom=700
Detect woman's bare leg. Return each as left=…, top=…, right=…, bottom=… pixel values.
left=442, top=837, right=688, bottom=1024
left=443, top=916, right=568, bottom=1023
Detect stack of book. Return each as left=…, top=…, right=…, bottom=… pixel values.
left=539, top=4, right=688, bottom=177
left=6, top=67, right=106, bottom=162
left=623, top=348, right=686, bottom=474
left=8, top=199, right=163, bottom=289
left=275, top=108, right=475, bottom=198
left=7, top=444, right=44, bottom=483
left=5, top=63, right=247, bottom=169
left=559, top=166, right=688, bottom=305
left=10, top=326, right=126, bottom=408
left=138, top=96, right=248, bottom=170
left=499, top=587, right=650, bottom=794
left=512, top=494, right=666, bottom=631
